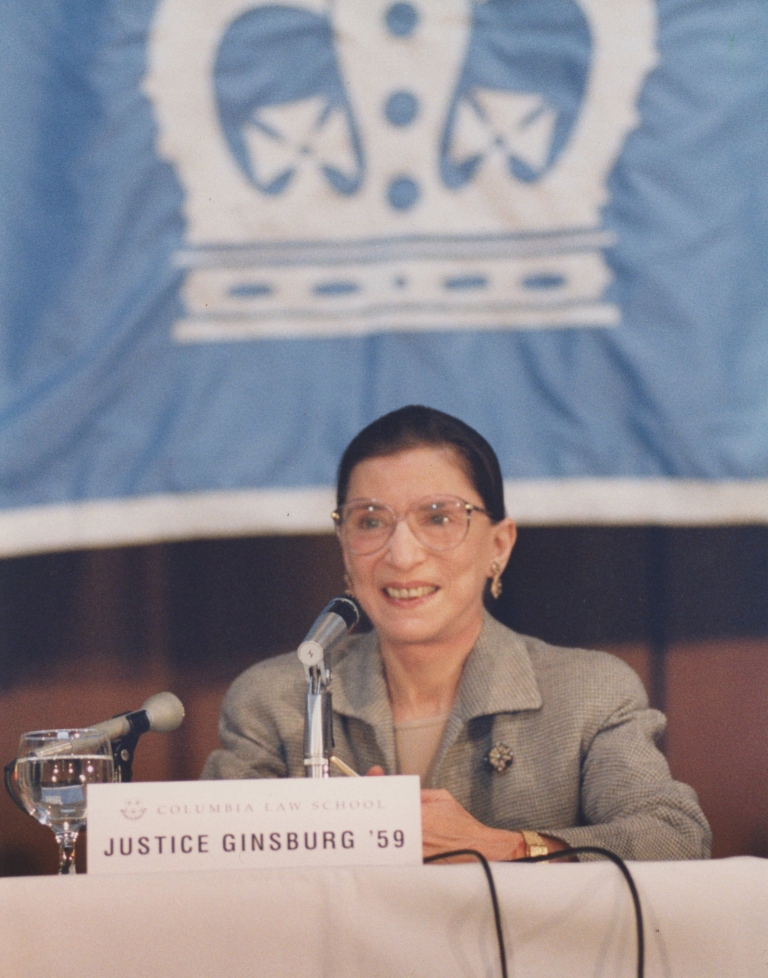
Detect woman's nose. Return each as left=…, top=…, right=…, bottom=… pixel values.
left=385, top=516, right=426, bottom=566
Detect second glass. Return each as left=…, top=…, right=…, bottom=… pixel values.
left=15, top=729, right=115, bottom=874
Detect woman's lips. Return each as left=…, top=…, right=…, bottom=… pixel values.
left=383, top=585, right=439, bottom=599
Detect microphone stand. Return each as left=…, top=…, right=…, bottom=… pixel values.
left=297, top=595, right=361, bottom=778
left=109, top=710, right=152, bottom=783
left=303, top=661, right=333, bottom=778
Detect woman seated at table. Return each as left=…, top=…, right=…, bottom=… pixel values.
left=203, top=405, right=711, bottom=861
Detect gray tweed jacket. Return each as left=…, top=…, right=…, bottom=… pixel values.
left=202, top=613, right=711, bottom=860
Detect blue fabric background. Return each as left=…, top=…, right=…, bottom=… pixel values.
left=0, top=1, right=766, bottom=513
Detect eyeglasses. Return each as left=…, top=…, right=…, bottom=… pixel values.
left=332, top=494, right=492, bottom=555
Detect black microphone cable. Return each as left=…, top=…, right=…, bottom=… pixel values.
left=425, top=845, right=645, bottom=978
left=520, top=845, right=645, bottom=978
left=424, top=849, right=508, bottom=978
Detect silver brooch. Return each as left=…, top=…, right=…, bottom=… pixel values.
left=486, top=743, right=514, bottom=773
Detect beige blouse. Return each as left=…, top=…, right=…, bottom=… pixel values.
left=394, top=713, right=449, bottom=783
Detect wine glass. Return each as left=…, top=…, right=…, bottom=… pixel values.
left=15, top=729, right=115, bottom=875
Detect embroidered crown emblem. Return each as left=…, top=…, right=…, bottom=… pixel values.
left=145, top=0, right=657, bottom=340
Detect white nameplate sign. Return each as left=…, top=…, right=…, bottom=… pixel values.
left=87, top=776, right=422, bottom=874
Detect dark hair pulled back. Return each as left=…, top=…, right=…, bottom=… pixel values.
left=336, top=405, right=506, bottom=522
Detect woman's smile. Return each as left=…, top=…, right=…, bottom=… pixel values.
left=382, top=582, right=439, bottom=602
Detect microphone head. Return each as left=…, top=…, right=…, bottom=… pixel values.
left=297, top=595, right=362, bottom=670
left=141, top=692, right=185, bottom=733
left=325, top=595, right=361, bottom=629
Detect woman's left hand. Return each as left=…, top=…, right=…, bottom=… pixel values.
left=420, top=788, right=526, bottom=862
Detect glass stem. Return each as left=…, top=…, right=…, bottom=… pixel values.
left=56, top=831, right=78, bottom=875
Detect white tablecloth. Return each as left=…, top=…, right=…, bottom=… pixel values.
left=1, top=858, right=765, bottom=977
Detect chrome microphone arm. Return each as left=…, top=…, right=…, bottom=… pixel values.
left=303, top=662, right=334, bottom=778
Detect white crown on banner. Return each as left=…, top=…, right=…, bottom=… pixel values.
left=144, top=0, right=657, bottom=341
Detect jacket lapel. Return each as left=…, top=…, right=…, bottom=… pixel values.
left=454, top=613, right=542, bottom=720
left=331, top=630, right=397, bottom=772
left=430, top=613, right=542, bottom=783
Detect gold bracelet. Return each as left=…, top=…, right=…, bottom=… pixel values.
left=521, top=830, right=549, bottom=859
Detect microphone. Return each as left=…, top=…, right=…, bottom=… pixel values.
left=32, top=692, right=185, bottom=757
left=298, top=595, right=360, bottom=778
left=297, top=596, right=360, bottom=671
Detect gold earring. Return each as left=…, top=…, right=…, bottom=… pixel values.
left=344, top=572, right=355, bottom=597
left=490, top=561, right=503, bottom=600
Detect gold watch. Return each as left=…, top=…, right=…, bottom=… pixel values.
left=521, top=830, right=549, bottom=859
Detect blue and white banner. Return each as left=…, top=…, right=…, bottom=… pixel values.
left=1, top=0, right=767, bottom=556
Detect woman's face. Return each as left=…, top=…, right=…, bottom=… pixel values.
left=341, top=445, right=517, bottom=653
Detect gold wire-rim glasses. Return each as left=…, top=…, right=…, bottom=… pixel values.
left=331, top=494, right=492, bottom=555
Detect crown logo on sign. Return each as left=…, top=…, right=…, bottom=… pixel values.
left=144, top=0, right=658, bottom=341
